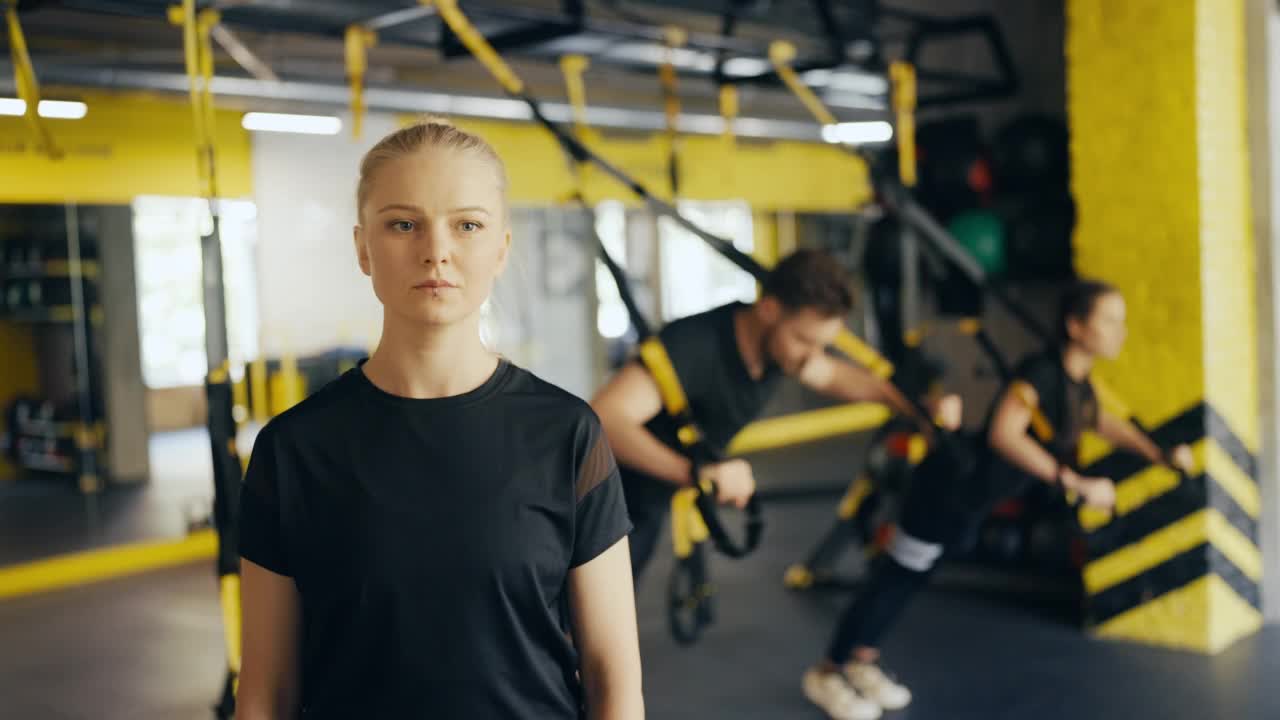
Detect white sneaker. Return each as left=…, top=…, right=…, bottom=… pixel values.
left=844, top=662, right=912, bottom=710
left=803, top=668, right=883, bottom=720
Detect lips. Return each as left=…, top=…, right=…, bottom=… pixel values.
left=414, top=279, right=458, bottom=290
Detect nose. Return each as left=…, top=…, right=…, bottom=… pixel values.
left=418, top=221, right=450, bottom=266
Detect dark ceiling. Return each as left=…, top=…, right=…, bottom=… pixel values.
left=1, top=1, right=1018, bottom=135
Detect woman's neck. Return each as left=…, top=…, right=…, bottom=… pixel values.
left=363, top=311, right=498, bottom=399
left=1061, top=343, right=1094, bottom=382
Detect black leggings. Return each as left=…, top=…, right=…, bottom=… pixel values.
left=825, top=460, right=1016, bottom=662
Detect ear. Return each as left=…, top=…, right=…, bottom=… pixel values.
left=494, top=228, right=512, bottom=276
left=353, top=225, right=372, bottom=277
left=756, top=295, right=782, bottom=325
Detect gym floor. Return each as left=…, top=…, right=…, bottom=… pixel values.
left=1, top=438, right=1276, bottom=719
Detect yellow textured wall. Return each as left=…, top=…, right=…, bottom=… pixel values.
left=1069, top=0, right=1255, bottom=449
left=0, top=91, right=253, bottom=204
left=1068, top=0, right=1202, bottom=428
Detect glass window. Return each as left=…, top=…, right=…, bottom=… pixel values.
left=132, top=196, right=259, bottom=388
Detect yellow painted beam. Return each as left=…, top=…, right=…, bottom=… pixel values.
left=727, top=402, right=890, bottom=455
left=0, top=529, right=217, bottom=600
left=0, top=90, right=252, bottom=204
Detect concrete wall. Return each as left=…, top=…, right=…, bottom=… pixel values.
left=96, top=205, right=150, bottom=483
left=1247, top=0, right=1280, bottom=622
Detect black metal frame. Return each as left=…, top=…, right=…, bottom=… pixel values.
left=440, top=0, right=586, bottom=59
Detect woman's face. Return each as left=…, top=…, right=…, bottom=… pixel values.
left=354, top=146, right=509, bottom=329
left=1068, top=291, right=1127, bottom=360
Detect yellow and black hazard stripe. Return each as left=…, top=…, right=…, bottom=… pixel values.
left=1078, top=403, right=1261, bottom=653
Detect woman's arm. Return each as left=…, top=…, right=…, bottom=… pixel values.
left=1097, top=409, right=1195, bottom=471
left=568, top=538, right=645, bottom=720
left=988, top=382, right=1115, bottom=509
left=238, top=559, right=303, bottom=720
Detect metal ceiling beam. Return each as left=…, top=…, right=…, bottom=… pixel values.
left=0, top=61, right=833, bottom=141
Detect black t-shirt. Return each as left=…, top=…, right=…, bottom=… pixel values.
left=621, top=302, right=783, bottom=488
left=238, top=360, right=631, bottom=719
left=981, top=349, right=1099, bottom=495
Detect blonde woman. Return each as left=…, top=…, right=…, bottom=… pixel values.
left=236, top=119, right=644, bottom=720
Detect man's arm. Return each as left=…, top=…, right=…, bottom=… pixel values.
left=798, top=353, right=937, bottom=429
left=590, top=361, right=692, bottom=486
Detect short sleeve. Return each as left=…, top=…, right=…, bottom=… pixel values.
left=239, top=423, right=292, bottom=576
left=1016, top=354, right=1059, bottom=406
left=571, top=412, right=632, bottom=568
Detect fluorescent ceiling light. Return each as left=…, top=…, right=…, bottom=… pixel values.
left=802, top=68, right=889, bottom=96
left=241, top=111, right=341, bottom=135
left=0, top=98, right=88, bottom=119
left=722, top=57, right=770, bottom=77
left=821, top=121, right=893, bottom=145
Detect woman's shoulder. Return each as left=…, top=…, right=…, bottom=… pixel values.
left=253, top=369, right=364, bottom=444
left=501, top=363, right=601, bottom=427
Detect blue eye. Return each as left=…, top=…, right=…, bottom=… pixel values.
left=459, top=221, right=482, bottom=233
left=390, top=220, right=415, bottom=232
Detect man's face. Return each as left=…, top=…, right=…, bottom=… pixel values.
left=763, top=302, right=846, bottom=376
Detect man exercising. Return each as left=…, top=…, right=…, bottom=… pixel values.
left=591, top=249, right=958, bottom=581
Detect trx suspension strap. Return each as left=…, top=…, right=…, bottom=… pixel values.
left=658, top=26, right=686, bottom=199
left=4, top=0, right=60, bottom=158
left=424, top=1, right=894, bottom=381
left=344, top=24, right=378, bottom=140
left=556, top=52, right=757, bottom=645
left=168, top=3, right=242, bottom=717
left=555, top=48, right=764, bottom=561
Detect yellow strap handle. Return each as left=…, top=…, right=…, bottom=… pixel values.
left=889, top=61, right=917, bottom=187
left=427, top=0, right=525, bottom=95
left=671, top=487, right=710, bottom=559
left=5, top=1, right=61, bottom=158
left=768, top=40, right=837, bottom=126
left=345, top=25, right=378, bottom=140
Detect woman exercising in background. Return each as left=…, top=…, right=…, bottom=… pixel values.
left=803, top=279, right=1195, bottom=720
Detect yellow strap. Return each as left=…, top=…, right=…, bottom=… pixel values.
left=169, top=2, right=219, bottom=199
left=559, top=54, right=590, bottom=135
left=889, top=61, right=917, bottom=187
left=5, top=1, right=61, bottom=158
left=1011, top=380, right=1055, bottom=443
left=659, top=27, right=685, bottom=200
left=219, top=573, right=242, bottom=673
left=557, top=54, right=591, bottom=195
left=639, top=337, right=691, bottom=418
left=718, top=84, right=738, bottom=189
left=768, top=40, right=837, bottom=126
left=428, top=0, right=525, bottom=95
left=344, top=25, right=378, bottom=140
left=833, top=331, right=894, bottom=379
